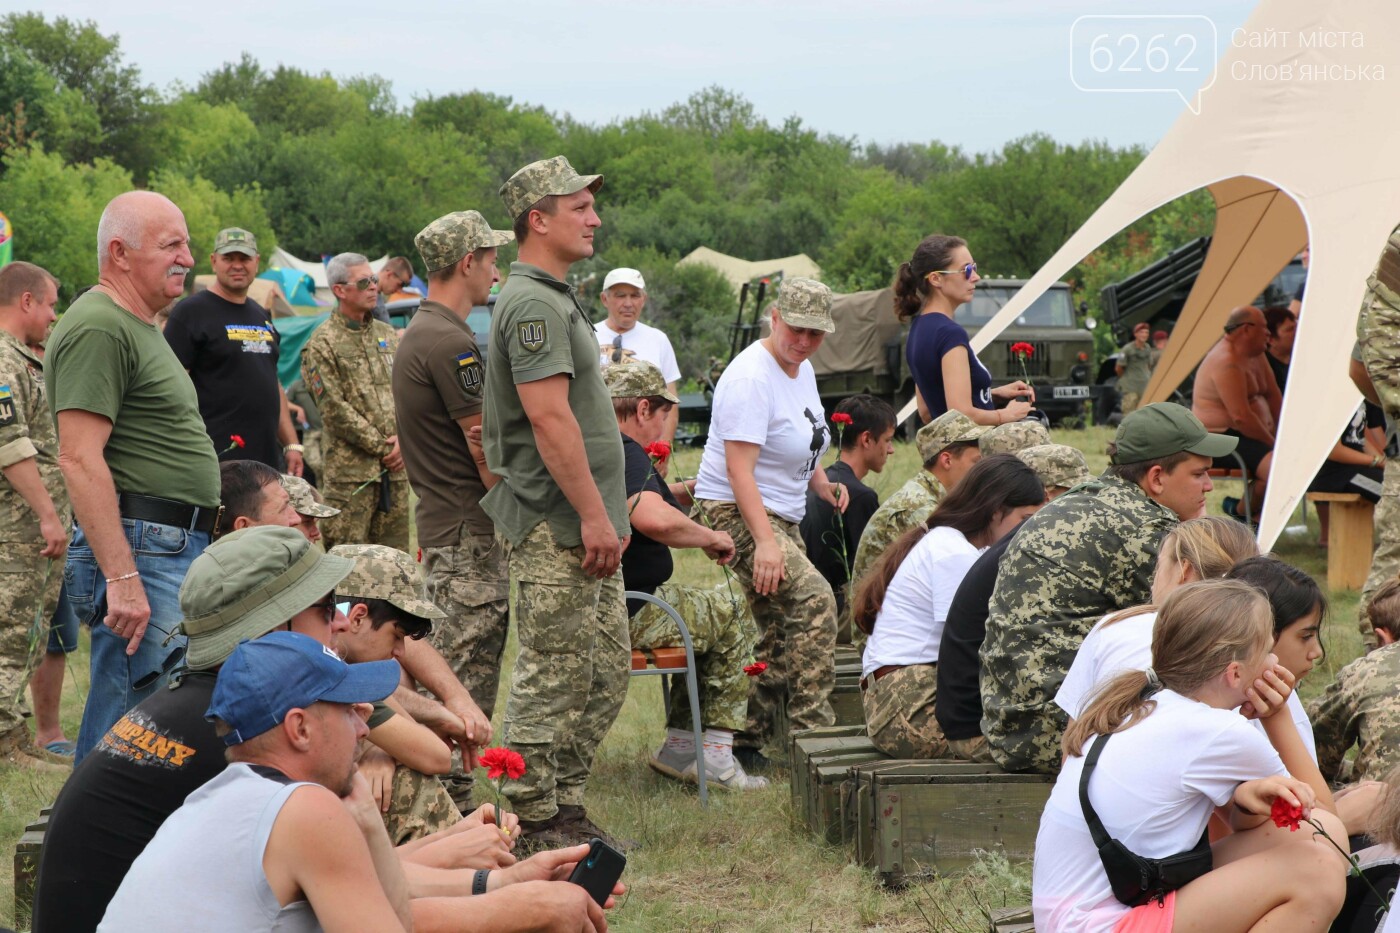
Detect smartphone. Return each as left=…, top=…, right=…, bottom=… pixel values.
left=567, top=837, right=626, bottom=907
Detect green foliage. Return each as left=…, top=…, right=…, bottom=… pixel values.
left=147, top=170, right=277, bottom=277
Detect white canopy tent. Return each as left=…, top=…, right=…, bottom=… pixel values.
left=910, top=0, right=1400, bottom=548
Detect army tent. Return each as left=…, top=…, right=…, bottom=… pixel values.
left=809, top=287, right=901, bottom=378
left=677, top=247, right=821, bottom=291
left=916, top=0, right=1400, bottom=547
left=191, top=275, right=295, bottom=317
left=258, top=268, right=321, bottom=308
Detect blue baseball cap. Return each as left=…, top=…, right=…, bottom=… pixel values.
left=206, top=631, right=401, bottom=746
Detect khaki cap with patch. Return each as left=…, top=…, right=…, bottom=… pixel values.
left=415, top=210, right=514, bottom=273
left=916, top=410, right=991, bottom=463
left=329, top=544, right=446, bottom=622
left=603, top=359, right=679, bottom=404
left=499, top=156, right=603, bottom=221
left=775, top=277, right=835, bottom=333
left=281, top=474, right=339, bottom=519
left=213, top=227, right=258, bottom=256
left=980, top=419, right=1051, bottom=456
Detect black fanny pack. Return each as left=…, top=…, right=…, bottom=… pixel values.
left=1079, top=733, right=1213, bottom=906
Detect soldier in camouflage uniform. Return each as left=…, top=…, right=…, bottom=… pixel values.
left=979, top=419, right=1051, bottom=456
left=980, top=403, right=1235, bottom=773
left=0, top=262, right=68, bottom=768
left=1310, top=577, right=1400, bottom=785
left=300, top=252, right=408, bottom=551
left=281, top=473, right=339, bottom=547
left=285, top=378, right=323, bottom=481
left=483, top=157, right=632, bottom=850
left=1015, top=443, right=1093, bottom=497
left=1356, top=225, right=1400, bottom=646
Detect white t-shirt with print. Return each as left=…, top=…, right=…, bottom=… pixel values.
left=861, top=525, right=984, bottom=677
left=595, top=319, right=682, bottom=384
left=1032, top=690, right=1287, bottom=933
left=694, top=340, right=828, bottom=523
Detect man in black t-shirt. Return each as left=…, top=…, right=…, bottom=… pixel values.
left=605, top=362, right=768, bottom=792
left=164, top=227, right=304, bottom=474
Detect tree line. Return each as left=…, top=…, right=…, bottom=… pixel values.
left=0, top=12, right=1214, bottom=383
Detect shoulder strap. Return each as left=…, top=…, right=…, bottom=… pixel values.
left=1078, top=733, right=1115, bottom=849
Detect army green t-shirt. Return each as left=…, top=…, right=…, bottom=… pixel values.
left=481, top=263, right=628, bottom=547
left=1117, top=342, right=1155, bottom=396
left=47, top=290, right=220, bottom=508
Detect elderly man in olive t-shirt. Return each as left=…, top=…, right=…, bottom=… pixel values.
left=46, top=191, right=221, bottom=764
left=482, top=157, right=631, bottom=851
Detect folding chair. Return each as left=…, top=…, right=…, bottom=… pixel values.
left=625, top=590, right=708, bottom=807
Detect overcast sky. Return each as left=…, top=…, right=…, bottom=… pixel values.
left=41, top=0, right=1257, bottom=153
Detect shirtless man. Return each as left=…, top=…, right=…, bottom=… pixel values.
left=1191, top=305, right=1282, bottom=520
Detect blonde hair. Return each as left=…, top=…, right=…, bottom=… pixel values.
left=1368, top=765, right=1400, bottom=847
left=1099, top=517, right=1260, bottom=629
left=1063, top=579, right=1273, bottom=756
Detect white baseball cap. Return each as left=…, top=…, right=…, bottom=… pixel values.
left=603, top=267, right=646, bottom=292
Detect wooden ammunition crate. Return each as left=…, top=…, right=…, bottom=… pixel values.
left=787, top=725, right=868, bottom=823
left=13, top=808, right=51, bottom=933
left=808, top=748, right=890, bottom=844
left=851, top=760, right=1053, bottom=885
left=989, top=905, right=1035, bottom=932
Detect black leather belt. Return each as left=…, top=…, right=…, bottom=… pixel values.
left=117, top=492, right=221, bottom=534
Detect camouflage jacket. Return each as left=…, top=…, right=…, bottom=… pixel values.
left=1358, top=224, right=1400, bottom=438
left=850, top=470, right=944, bottom=585
left=301, top=311, right=404, bottom=483
left=979, top=474, right=1177, bottom=773
left=0, top=329, right=67, bottom=544
left=1308, top=642, right=1400, bottom=784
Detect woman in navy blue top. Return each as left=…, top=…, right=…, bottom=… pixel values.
left=896, top=235, right=1035, bottom=425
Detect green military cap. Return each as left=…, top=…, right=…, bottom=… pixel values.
left=775, top=277, right=835, bottom=334
left=329, top=544, right=446, bottom=622
left=499, top=155, right=603, bottom=221
left=281, top=474, right=339, bottom=519
left=213, top=227, right=258, bottom=256
left=1016, top=443, right=1093, bottom=490
left=414, top=210, right=515, bottom=274
left=1111, top=402, right=1236, bottom=464
left=916, top=410, right=991, bottom=463
left=980, top=419, right=1051, bottom=456
left=175, top=526, right=354, bottom=671
left=603, top=359, right=679, bottom=404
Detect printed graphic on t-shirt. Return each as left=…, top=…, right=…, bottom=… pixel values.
left=101, top=708, right=198, bottom=769
left=599, top=339, right=638, bottom=365
left=800, top=407, right=828, bottom=480
left=224, top=324, right=275, bottom=355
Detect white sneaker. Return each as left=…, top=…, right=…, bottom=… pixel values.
left=691, top=755, right=769, bottom=791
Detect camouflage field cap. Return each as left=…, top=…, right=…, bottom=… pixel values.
left=213, top=227, right=258, bottom=256
left=1111, top=402, right=1236, bottom=464
left=329, top=544, right=446, bottom=622
left=775, top=277, right=835, bottom=333
left=603, top=359, right=679, bottom=403
left=175, top=526, right=354, bottom=671
left=916, top=410, right=991, bottom=463
left=1016, top=443, right=1093, bottom=490
left=980, top=419, right=1051, bottom=456
left=414, top=210, right=514, bottom=273
left=499, top=155, right=603, bottom=220
left=281, top=474, right=339, bottom=519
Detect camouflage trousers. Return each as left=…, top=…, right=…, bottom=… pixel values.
left=947, top=734, right=994, bottom=763
left=423, top=528, right=509, bottom=810
left=320, top=477, right=410, bottom=552
left=1359, top=461, right=1400, bottom=648
left=383, top=762, right=462, bottom=845
left=0, top=549, right=63, bottom=738
left=861, top=663, right=949, bottom=759
left=500, top=522, right=629, bottom=822
left=1119, top=390, right=1143, bottom=414
left=302, top=428, right=324, bottom=482
left=694, top=501, right=836, bottom=750
left=630, top=580, right=759, bottom=733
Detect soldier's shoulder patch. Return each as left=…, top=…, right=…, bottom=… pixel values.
left=455, top=352, right=483, bottom=395
left=0, top=385, right=15, bottom=427
left=517, top=319, right=547, bottom=353
left=307, top=366, right=324, bottom=399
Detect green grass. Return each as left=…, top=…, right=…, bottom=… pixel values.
left=0, top=426, right=1367, bottom=930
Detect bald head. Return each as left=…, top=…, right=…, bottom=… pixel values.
left=94, top=191, right=194, bottom=318
left=96, top=191, right=182, bottom=269
left=1223, top=305, right=1264, bottom=333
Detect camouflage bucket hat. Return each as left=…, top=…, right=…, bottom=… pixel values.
left=499, top=155, right=603, bottom=220
left=916, top=410, right=991, bottom=463
left=176, top=526, right=354, bottom=671
left=415, top=210, right=514, bottom=273
left=980, top=419, right=1051, bottom=456
left=1016, top=443, right=1093, bottom=490
left=213, top=227, right=258, bottom=256
left=329, top=544, right=446, bottom=622
left=281, top=474, right=339, bottom=518
left=603, top=359, right=679, bottom=403
left=775, top=277, right=835, bottom=333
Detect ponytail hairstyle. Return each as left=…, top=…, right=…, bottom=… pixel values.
left=1224, top=556, right=1327, bottom=659
left=1099, top=516, right=1260, bottom=629
left=1063, top=579, right=1273, bottom=757
left=853, top=454, right=1044, bottom=634
left=893, top=234, right=968, bottom=323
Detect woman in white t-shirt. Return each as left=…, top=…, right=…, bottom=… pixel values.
left=1056, top=516, right=1259, bottom=721
left=852, top=454, right=1045, bottom=758
left=1034, top=579, right=1348, bottom=933
left=692, top=278, right=847, bottom=770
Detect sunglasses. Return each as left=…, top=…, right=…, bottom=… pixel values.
left=311, top=593, right=339, bottom=624
left=341, top=274, right=379, bottom=291
left=929, top=262, right=978, bottom=281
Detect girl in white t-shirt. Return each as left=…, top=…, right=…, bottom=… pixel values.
left=1034, top=579, right=1348, bottom=933
left=1056, top=516, right=1259, bottom=721
left=853, top=454, right=1045, bottom=758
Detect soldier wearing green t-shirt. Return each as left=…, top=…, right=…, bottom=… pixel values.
left=483, top=156, right=632, bottom=851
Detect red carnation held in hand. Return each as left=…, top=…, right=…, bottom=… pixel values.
left=1010, top=342, right=1036, bottom=359
left=478, top=747, right=526, bottom=781
left=1270, top=796, right=1304, bottom=832
left=744, top=662, right=768, bottom=677
left=230, top=434, right=246, bottom=448
left=831, top=412, right=853, bottom=425
left=644, top=441, right=671, bottom=461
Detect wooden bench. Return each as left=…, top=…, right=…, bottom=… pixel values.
left=1305, top=492, right=1375, bottom=590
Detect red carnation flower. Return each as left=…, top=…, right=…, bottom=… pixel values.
left=1270, top=797, right=1304, bottom=832
left=744, top=662, right=767, bottom=677
left=479, top=746, right=526, bottom=781
left=831, top=412, right=853, bottom=425
left=645, top=441, right=671, bottom=461
left=1010, top=342, right=1036, bottom=359
left=230, top=434, right=246, bottom=448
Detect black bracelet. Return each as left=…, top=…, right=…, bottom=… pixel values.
left=472, top=868, right=490, bottom=896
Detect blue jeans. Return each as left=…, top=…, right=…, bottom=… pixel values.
left=67, top=518, right=209, bottom=764
left=47, top=582, right=79, bottom=653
